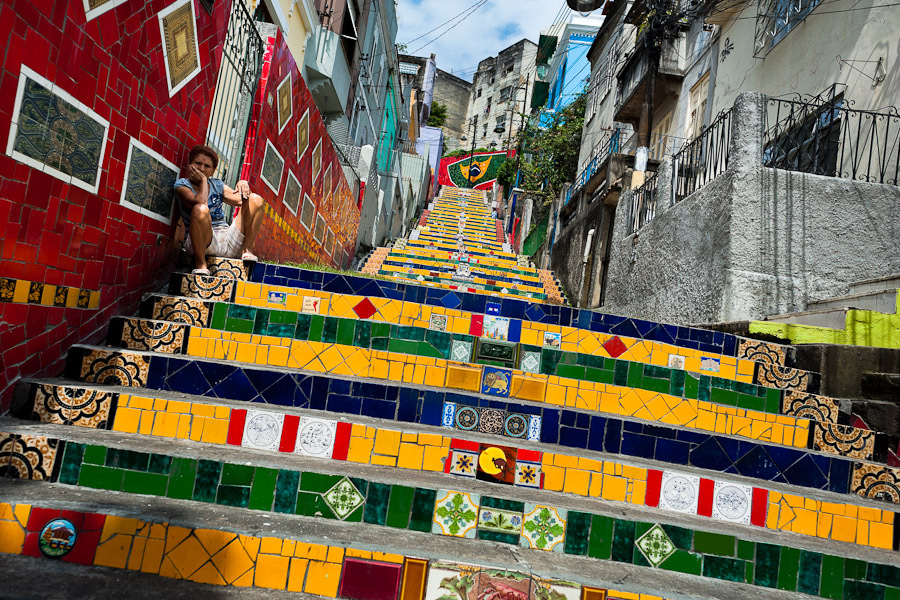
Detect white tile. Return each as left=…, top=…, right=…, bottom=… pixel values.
left=241, top=410, right=285, bottom=451
left=294, top=416, right=337, bottom=458
left=658, top=471, right=700, bottom=515
left=712, top=481, right=753, bottom=525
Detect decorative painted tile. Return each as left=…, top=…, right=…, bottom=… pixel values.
left=737, top=338, right=786, bottom=366
left=477, top=444, right=516, bottom=485
left=454, top=406, right=479, bottom=431
left=121, top=139, right=178, bottom=224
left=151, top=297, right=208, bottom=327
left=267, top=291, right=286, bottom=305
left=812, top=422, right=875, bottom=459
left=432, top=490, right=479, bottom=538
left=204, top=257, right=249, bottom=281
left=276, top=73, right=292, bottom=133
left=520, top=504, right=567, bottom=551
left=294, top=417, right=337, bottom=459
left=283, top=170, right=302, bottom=216
left=486, top=302, right=501, bottom=315
left=0, top=433, right=59, bottom=480
left=755, top=362, right=810, bottom=392
left=241, top=410, right=285, bottom=451
left=482, top=316, right=509, bottom=341
left=32, top=384, right=114, bottom=429
left=543, top=331, right=562, bottom=348
left=448, top=450, right=477, bottom=477
left=260, top=139, right=284, bottom=194
left=79, top=350, right=149, bottom=387
left=299, top=194, right=315, bottom=231
left=441, top=402, right=457, bottom=428
left=180, top=274, right=236, bottom=301
left=481, top=367, right=512, bottom=397
left=477, top=507, right=523, bottom=533
left=711, top=481, right=753, bottom=524
left=429, top=314, right=448, bottom=332
left=782, top=391, right=839, bottom=424
left=658, top=471, right=700, bottom=514
left=635, top=524, right=676, bottom=567
left=526, top=416, right=542, bottom=442
left=302, top=296, right=321, bottom=313
left=312, top=139, right=322, bottom=182
left=852, top=462, right=900, bottom=503
left=120, top=319, right=187, bottom=353
left=515, top=461, right=542, bottom=488
left=450, top=340, right=472, bottom=362
left=323, top=477, right=365, bottom=520
left=297, top=109, right=310, bottom=159
left=520, top=351, right=541, bottom=374
left=503, top=413, right=529, bottom=438
left=667, top=354, right=686, bottom=369
left=478, top=409, right=505, bottom=435
left=158, top=0, right=201, bottom=95
left=700, top=357, right=720, bottom=372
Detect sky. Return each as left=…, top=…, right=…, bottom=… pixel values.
left=394, top=0, right=577, bottom=82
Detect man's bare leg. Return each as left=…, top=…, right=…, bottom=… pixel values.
left=237, top=193, right=265, bottom=255
left=189, top=203, right=213, bottom=270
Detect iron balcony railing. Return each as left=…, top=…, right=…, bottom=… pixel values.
left=630, top=170, right=659, bottom=233
left=673, top=108, right=733, bottom=203
left=763, top=96, right=900, bottom=185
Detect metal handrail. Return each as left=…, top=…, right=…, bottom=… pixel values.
left=673, top=108, right=733, bottom=203
left=630, top=170, right=659, bottom=233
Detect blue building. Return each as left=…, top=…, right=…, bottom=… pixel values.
left=539, top=15, right=604, bottom=126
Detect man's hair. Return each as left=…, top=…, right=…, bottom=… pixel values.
left=188, top=145, right=219, bottom=169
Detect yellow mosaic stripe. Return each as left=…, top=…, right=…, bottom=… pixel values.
left=0, top=277, right=100, bottom=309
left=0, top=503, right=398, bottom=595
left=232, top=281, right=758, bottom=384
left=378, top=265, right=547, bottom=294
left=384, top=254, right=542, bottom=283
left=183, top=329, right=807, bottom=448
left=107, top=393, right=892, bottom=550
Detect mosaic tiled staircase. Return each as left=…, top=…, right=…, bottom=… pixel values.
left=3, top=243, right=900, bottom=597
left=360, top=188, right=567, bottom=304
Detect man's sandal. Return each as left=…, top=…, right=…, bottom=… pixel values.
left=241, top=251, right=258, bottom=262
left=191, top=268, right=210, bottom=276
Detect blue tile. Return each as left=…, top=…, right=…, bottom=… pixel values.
left=167, top=361, right=214, bottom=395
left=560, top=411, right=576, bottom=427
left=258, top=375, right=297, bottom=405
left=507, top=319, right=522, bottom=343
left=643, top=423, right=676, bottom=440
left=322, top=276, right=354, bottom=295
left=440, top=292, right=461, bottom=309
left=765, top=445, right=803, bottom=471
left=397, top=393, right=419, bottom=423
left=353, top=382, right=387, bottom=399
left=621, top=433, right=656, bottom=459
left=783, top=454, right=829, bottom=489
left=733, top=446, right=780, bottom=480
left=212, top=369, right=258, bottom=401
left=362, top=398, right=396, bottom=420
left=145, top=357, right=167, bottom=390
left=718, top=436, right=743, bottom=462
left=655, top=438, right=689, bottom=465
left=524, top=304, right=545, bottom=322
left=327, top=394, right=361, bottom=415
left=541, top=409, right=560, bottom=444
left=330, top=379, right=351, bottom=395
left=245, top=369, right=284, bottom=394
left=675, top=429, right=709, bottom=445
left=485, top=302, right=501, bottom=315
left=645, top=324, right=676, bottom=345
left=827, top=459, right=851, bottom=493
left=500, top=299, right=525, bottom=320
left=623, top=421, right=643, bottom=433
left=421, top=392, right=444, bottom=426
left=588, top=416, right=607, bottom=452
left=604, top=419, right=621, bottom=453
left=689, top=438, right=733, bottom=471
left=723, top=335, right=737, bottom=357
left=609, top=319, right=641, bottom=338
left=196, top=360, right=238, bottom=389
left=559, top=426, right=588, bottom=449
left=632, top=318, right=656, bottom=337
left=576, top=411, right=590, bottom=429
left=576, top=310, right=591, bottom=329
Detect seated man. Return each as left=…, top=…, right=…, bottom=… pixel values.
left=174, top=145, right=265, bottom=274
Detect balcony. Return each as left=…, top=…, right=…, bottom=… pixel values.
left=304, top=26, right=351, bottom=120
left=613, top=37, right=684, bottom=126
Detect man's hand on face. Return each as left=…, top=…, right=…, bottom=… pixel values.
left=187, top=163, right=207, bottom=185
left=235, top=180, right=251, bottom=200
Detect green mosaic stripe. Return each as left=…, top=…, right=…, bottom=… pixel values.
left=382, top=271, right=549, bottom=300
left=198, top=304, right=782, bottom=415
left=54, top=440, right=900, bottom=599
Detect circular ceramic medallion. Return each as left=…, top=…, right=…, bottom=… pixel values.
left=715, top=485, right=749, bottom=520
left=504, top=414, right=527, bottom=437
left=245, top=413, right=280, bottom=448
left=662, top=476, right=695, bottom=511
left=455, top=407, right=479, bottom=430
left=39, top=519, right=77, bottom=558
left=297, top=421, right=334, bottom=456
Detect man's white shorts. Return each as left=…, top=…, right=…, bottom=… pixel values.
left=184, top=220, right=244, bottom=258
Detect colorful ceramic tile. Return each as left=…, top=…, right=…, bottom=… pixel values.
left=635, top=524, right=676, bottom=567
left=429, top=314, right=448, bottom=332
left=158, top=0, right=201, bottom=94
left=526, top=416, right=542, bottom=442
left=520, top=351, right=541, bottom=374
left=450, top=340, right=472, bottom=362
left=543, top=331, right=562, bottom=348
left=79, top=349, right=149, bottom=387
left=503, top=413, right=529, bottom=438
left=283, top=170, right=302, bottom=216
left=711, top=481, right=753, bottom=524
left=737, top=338, right=786, bottom=366
left=260, top=139, right=284, bottom=194
left=482, top=316, right=509, bottom=341
left=294, top=417, right=337, bottom=459
left=514, top=461, right=542, bottom=488
left=432, top=490, right=479, bottom=538
left=478, top=409, right=505, bottom=435
left=276, top=73, right=292, bottom=133
left=454, top=406, right=479, bottom=431
left=0, top=433, right=59, bottom=480
left=700, top=357, right=720, bottom=372
left=812, top=422, right=875, bottom=459
left=448, top=450, right=477, bottom=477
left=339, top=558, right=402, bottom=599
left=441, top=402, right=457, bottom=428
left=121, top=138, right=179, bottom=224
left=241, top=410, right=284, bottom=451
left=481, top=367, right=512, bottom=397
left=852, top=462, right=900, bottom=503
left=667, top=354, right=686, bottom=369
left=520, top=504, right=567, bottom=551
left=476, top=444, right=516, bottom=485
left=755, top=362, right=810, bottom=392
left=423, top=562, right=581, bottom=600
left=322, top=476, right=365, bottom=519
left=267, top=291, right=287, bottom=305
left=477, top=507, right=523, bottom=533
left=782, top=391, right=839, bottom=424
left=300, top=194, right=315, bottom=231
left=602, top=336, right=627, bottom=358
left=297, top=109, right=310, bottom=159
left=658, top=471, right=700, bottom=515
left=302, top=296, right=321, bottom=313
left=32, top=384, right=114, bottom=429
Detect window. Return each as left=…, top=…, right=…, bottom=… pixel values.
left=499, top=86, right=511, bottom=102
left=687, top=73, right=710, bottom=140
left=485, top=97, right=492, bottom=115
left=482, top=123, right=488, bottom=137
left=477, top=88, right=482, bottom=98
left=763, top=98, right=842, bottom=176
left=754, top=0, right=822, bottom=56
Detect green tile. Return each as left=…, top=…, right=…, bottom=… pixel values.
left=556, top=364, right=586, bottom=380
left=147, top=455, right=173, bottom=475
left=295, top=491, right=333, bottom=518
left=710, top=388, right=738, bottom=407
left=610, top=519, right=635, bottom=563
left=755, top=543, right=781, bottom=588
left=737, top=394, right=765, bottom=412
left=643, top=376, right=671, bottom=394
left=885, top=587, right=900, bottom=600
left=659, top=549, right=702, bottom=575
left=417, top=341, right=445, bottom=360
left=371, top=322, right=391, bottom=338
left=166, top=457, right=198, bottom=500
left=248, top=467, right=278, bottom=511
left=626, top=363, right=643, bottom=388
left=253, top=310, right=270, bottom=334
left=777, top=546, right=801, bottom=591
left=385, top=485, right=415, bottom=529
left=737, top=539, right=755, bottom=560
left=684, top=373, right=699, bottom=399
left=798, top=550, right=823, bottom=596
left=844, top=581, right=886, bottom=600
left=584, top=367, right=614, bottom=384
left=477, top=530, right=519, bottom=545
left=698, top=376, right=711, bottom=403
left=105, top=448, right=150, bottom=471
left=300, top=472, right=341, bottom=493
left=660, top=524, right=692, bottom=550
left=372, top=337, right=389, bottom=351
left=388, top=339, right=419, bottom=355
left=703, top=556, right=746, bottom=582
left=336, top=319, right=356, bottom=346
left=869, top=564, right=900, bottom=588
left=846, top=558, right=867, bottom=580
left=268, top=322, right=295, bottom=337
left=765, top=388, right=782, bottom=413
left=216, top=485, right=251, bottom=508
left=273, top=470, right=300, bottom=514
left=563, top=511, right=591, bottom=556
left=670, top=369, right=686, bottom=397
left=587, top=515, right=613, bottom=559
left=480, top=497, right=524, bottom=512
left=78, top=464, right=124, bottom=490
left=58, top=442, right=85, bottom=485
left=693, top=531, right=734, bottom=556
left=221, top=463, right=254, bottom=486
left=228, top=304, right=256, bottom=320
left=308, top=315, right=324, bottom=342
left=192, top=460, right=222, bottom=503
left=541, top=349, right=563, bottom=376
left=294, top=313, right=312, bottom=340
left=395, top=326, right=425, bottom=342
left=363, top=482, right=390, bottom=525
left=122, top=471, right=169, bottom=496
left=210, top=302, right=227, bottom=329
left=643, top=364, right=670, bottom=379
left=409, top=488, right=437, bottom=532
left=426, top=330, right=453, bottom=358
left=225, top=317, right=253, bottom=334
left=82, top=444, right=107, bottom=465
left=745, top=561, right=754, bottom=583
left=820, top=555, right=844, bottom=599
left=321, top=317, right=338, bottom=343
left=354, top=320, right=372, bottom=348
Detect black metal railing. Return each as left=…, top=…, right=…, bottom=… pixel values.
left=630, top=170, right=659, bottom=233
left=763, top=96, right=900, bottom=185
left=673, top=108, right=732, bottom=203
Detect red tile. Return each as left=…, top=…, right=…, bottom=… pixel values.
left=338, top=559, right=402, bottom=600
left=645, top=469, right=662, bottom=507
left=279, top=414, right=299, bottom=453
left=516, top=448, right=541, bottom=463
left=697, top=478, right=714, bottom=517
left=603, top=336, right=628, bottom=358
left=750, top=488, right=768, bottom=527
left=331, top=421, right=352, bottom=461
left=469, top=314, right=483, bottom=337
left=226, top=409, right=247, bottom=446
left=450, top=438, right=480, bottom=452
left=352, top=298, right=376, bottom=320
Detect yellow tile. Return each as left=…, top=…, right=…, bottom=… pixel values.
left=542, top=465, right=564, bottom=491
left=294, top=542, right=328, bottom=561
left=831, top=516, right=857, bottom=542
left=858, top=506, right=881, bottom=522
left=790, top=509, right=818, bottom=536
left=304, top=561, right=341, bottom=596
left=817, top=513, right=833, bottom=538
left=396, top=443, right=424, bottom=470
left=326, top=546, right=344, bottom=563
left=511, top=375, right=547, bottom=403
left=260, top=537, right=282, bottom=555
left=187, top=336, right=208, bottom=357
left=423, top=445, right=448, bottom=472
left=138, top=410, right=154, bottom=435
left=563, top=469, right=590, bottom=496
left=346, top=437, right=375, bottom=464
left=112, top=407, right=141, bottom=433
left=201, top=418, right=228, bottom=444
left=601, top=476, right=627, bottom=502
left=856, top=520, right=869, bottom=546
left=630, top=480, right=647, bottom=504
left=578, top=457, right=604, bottom=472
left=869, top=522, right=894, bottom=549
left=255, top=553, right=289, bottom=590
left=445, top=364, right=481, bottom=392
left=820, top=502, right=845, bottom=516
left=140, top=538, right=165, bottom=574
left=371, top=455, right=397, bottom=467
left=373, top=429, right=401, bottom=456
left=215, top=406, right=230, bottom=419
left=286, top=558, right=309, bottom=592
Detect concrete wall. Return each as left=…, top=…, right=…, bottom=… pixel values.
left=433, top=69, right=472, bottom=151
left=601, top=93, right=900, bottom=324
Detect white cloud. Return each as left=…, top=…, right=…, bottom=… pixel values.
left=396, top=0, right=574, bottom=81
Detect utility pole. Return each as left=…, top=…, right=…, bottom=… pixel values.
left=467, top=114, right=479, bottom=189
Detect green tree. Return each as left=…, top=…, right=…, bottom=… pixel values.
left=496, top=159, right=517, bottom=190
left=427, top=102, right=448, bottom=127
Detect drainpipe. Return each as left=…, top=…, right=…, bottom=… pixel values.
left=579, top=228, right=596, bottom=307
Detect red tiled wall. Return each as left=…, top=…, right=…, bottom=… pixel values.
left=0, top=0, right=233, bottom=409
left=239, top=31, right=360, bottom=268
